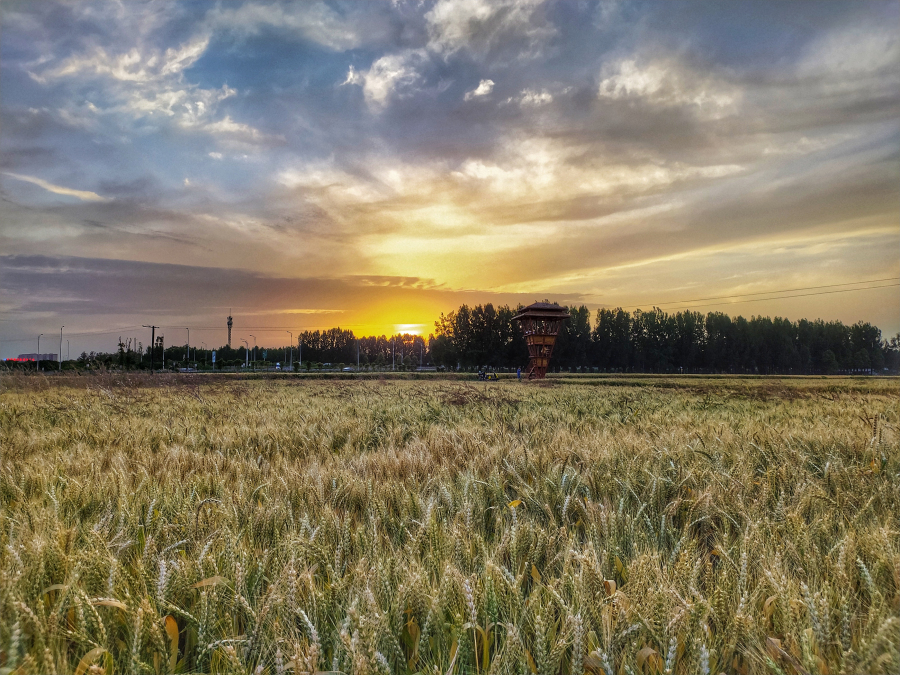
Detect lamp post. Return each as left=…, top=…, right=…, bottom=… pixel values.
left=241, top=339, right=249, bottom=369
left=37, top=333, right=43, bottom=371
left=286, top=331, right=293, bottom=371
left=67, top=340, right=70, bottom=361
left=249, top=334, right=256, bottom=370
left=201, top=342, right=207, bottom=368
left=59, top=326, right=64, bottom=371
left=184, top=327, right=190, bottom=363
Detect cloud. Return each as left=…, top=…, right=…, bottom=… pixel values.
left=0, top=255, right=586, bottom=348
left=449, top=136, right=744, bottom=204
left=598, top=59, right=739, bottom=118
left=3, top=172, right=110, bottom=202
left=425, top=0, right=555, bottom=59
left=207, top=2, right=382, bottom=51
left=797, top=20, right=899, bottom=77
left=464, top=79, right=494, bottom=101
left=277, top=163, right=387, bottom=205
left=280, top=308, right=345, bottom=314
left=44, top=35, right=210, bottom=83
left=342, top=50, right=429, bottom=110
left=515, top=88, right=552, bottom=106
left=28, top=24, right=277, bottom=148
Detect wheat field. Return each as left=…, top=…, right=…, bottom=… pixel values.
left=0, top=375, right=897, bottom=675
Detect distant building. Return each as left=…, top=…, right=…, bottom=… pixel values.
left=14, top=353, right=58, bottom=361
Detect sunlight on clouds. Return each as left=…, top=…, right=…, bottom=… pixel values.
left=342, top=50, right=428, bottom=110
left=278, top=165, right=386, bottom=205
left=360, top=221, right=559, bottom=287
left=450, top=136, right=744, bottom=202
left=522, top=223, right=900, bottom=299
left=46, top=35, right=210, bottom=83
left=599, top=59, right=739, bottom=118
left=464, top=79, right=495, bottom=101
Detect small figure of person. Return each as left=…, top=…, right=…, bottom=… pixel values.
left=517, top=366, right=521, bottom=380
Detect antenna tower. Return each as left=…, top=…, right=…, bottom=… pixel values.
left=227, top=309, right=233, bottom=347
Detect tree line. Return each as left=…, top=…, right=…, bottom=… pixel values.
left=429, top=304, right=900, bottom=374
left=292, top=329, right=427, bottom=369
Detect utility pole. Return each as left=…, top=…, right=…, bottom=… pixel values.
left=241, top=339, right=249, bottom=369
left=59, top=326, right=64, bottom=371
left=357, top=339, right=360, bottom=370
left=250, top=334, right=256, bottom=371
left=67, top=340, right=70, bottom=361
left=286, top=331, right=293, bottom=371
left=142, top=325, right=159, bottom=372
left=184, top=327, right=190, bottom=362
left=392, top=337, right=394, bottom=371
left=202, top=342, right=207, bottom=368
left=37, top=333, right=43, bottom=371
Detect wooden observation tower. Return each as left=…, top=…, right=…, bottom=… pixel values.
left=513, top=302, right=570, bottom=379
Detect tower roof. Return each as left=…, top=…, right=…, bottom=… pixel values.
left=512, top=302, right=570, bottom=322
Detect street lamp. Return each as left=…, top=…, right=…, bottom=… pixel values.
left=201, top=342, right=207, bottom=368
left=184, top=327, right=190, bottom=362
left=59, top=326, right=64, bottom=371
left=241, top=339, right=249, bottom=369
left=286, top=331, right=293, bottom=371
left=249, top=334, right=256, bottom=370
left=37, top=333, right=43, bottom=370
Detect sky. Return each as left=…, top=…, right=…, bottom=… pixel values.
left=1, top=0, right=898, bottom=358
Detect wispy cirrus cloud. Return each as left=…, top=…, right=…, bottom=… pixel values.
left=3, top=172, right=110, bottom=202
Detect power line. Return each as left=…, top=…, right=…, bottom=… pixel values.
left=648, top=277, right=899, bottom=308
left=158, top=324, right=375, bottom=331
left=0, top=325, right=146, bottom=343
left=653, top=282, right=899, bottom=311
